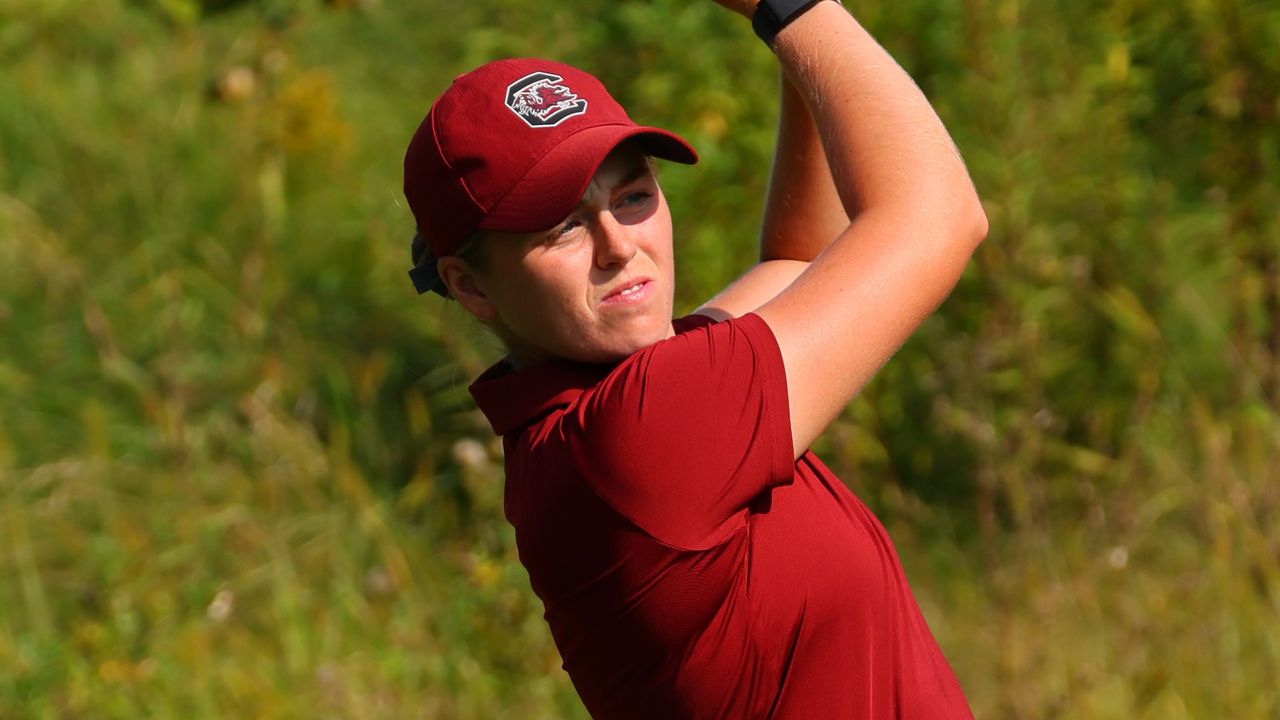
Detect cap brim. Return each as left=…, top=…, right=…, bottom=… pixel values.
left=479, top=124, right=697, bottom=235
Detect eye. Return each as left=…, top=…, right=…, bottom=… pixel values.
left=541, top=217, right=582, bottom=244
left=618, top=191, right=653, bottom=208
left=556, top=218, right=583, bottom=236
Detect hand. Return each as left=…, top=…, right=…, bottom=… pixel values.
left=709, top=0, right=758, bottom=20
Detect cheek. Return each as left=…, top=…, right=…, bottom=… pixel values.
left=647, top=201, right=675, bottom=264
left=505, top=258, right=590, bottom=329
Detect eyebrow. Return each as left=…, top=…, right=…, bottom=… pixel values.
left=615, top=162, right=653, bottom=188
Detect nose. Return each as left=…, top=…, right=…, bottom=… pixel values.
left=593, top=214, right=638, bottom=270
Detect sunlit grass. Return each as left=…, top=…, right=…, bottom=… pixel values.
left=1, top=0, right=1278, bottom=717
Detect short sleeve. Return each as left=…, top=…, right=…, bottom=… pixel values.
left=560, top=312, right=794, bottom=550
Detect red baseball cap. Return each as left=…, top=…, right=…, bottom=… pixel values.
left=404, top=58, right=698, bottom=295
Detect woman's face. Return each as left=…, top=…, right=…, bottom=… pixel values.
left=448, top=142, right=677, bottom=367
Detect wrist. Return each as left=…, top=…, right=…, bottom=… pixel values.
left=752, top=0, right=839, bottom=48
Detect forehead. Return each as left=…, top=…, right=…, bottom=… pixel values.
left=588, top=141, right=655, bottom=189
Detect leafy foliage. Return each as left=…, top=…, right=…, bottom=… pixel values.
left=1, top=0, right=1277, bottom=717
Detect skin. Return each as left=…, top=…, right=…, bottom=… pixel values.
left=438, top=141, right=677, bottom=368
left=445, top=0, right=988, bottom=459
left=703, top=0, right=988, bottom=458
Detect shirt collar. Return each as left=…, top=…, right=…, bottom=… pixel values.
left=469, top=357, right=613, bottom=436
left=466, top=315, right=714, bottom=436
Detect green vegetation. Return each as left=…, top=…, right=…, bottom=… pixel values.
left=1, top=0, right=1277, bottom=716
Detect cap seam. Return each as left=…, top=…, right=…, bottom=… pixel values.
left=432, top=107, right=487, bottom=213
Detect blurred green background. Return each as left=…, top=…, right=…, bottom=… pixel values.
left=1, top=0, right=1278, bottom=717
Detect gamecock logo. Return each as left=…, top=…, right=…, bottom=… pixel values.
left=505, top=72, right=588, bottom=128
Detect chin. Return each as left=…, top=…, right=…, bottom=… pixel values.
left=610, top=326, right=673, bottom=360
left=572, top=328, right=666, bottom=364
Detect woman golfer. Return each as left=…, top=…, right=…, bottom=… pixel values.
left=403, top=0, right=986, bottom=716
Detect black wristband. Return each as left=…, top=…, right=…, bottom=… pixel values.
left=752, top=0, right=828, bottom=47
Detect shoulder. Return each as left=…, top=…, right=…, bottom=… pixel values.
left=566, top=311, right=788, bottom=460
left=672, top=311, right=719, bottom=334
left=600, top=312, right=779, bottom=393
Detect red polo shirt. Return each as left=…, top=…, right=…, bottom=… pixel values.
left=470, top=313, right=973, bottom=719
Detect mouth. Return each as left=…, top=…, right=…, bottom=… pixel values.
left=600, top=278, right=654, bottom=307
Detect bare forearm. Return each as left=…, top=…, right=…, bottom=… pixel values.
left=751, top=1, right=986, bottom=457
left=772, top=2, right=982, bottom=227
left=695, top=0, right=984, bottom=330
left=759, top=72, right=849, bottom=262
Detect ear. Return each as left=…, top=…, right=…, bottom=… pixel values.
left=437, top=257, right=499, bottom=322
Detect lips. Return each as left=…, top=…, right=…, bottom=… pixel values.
left=600, top=277, right=654, bottom=306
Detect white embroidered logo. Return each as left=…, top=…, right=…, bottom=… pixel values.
left=505, top=72, right=588, bottom=128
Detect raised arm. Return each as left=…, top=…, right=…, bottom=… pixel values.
left=760, top=74, right=850, bottom=263
left=695, top=70, right=849, bottom=320
left=743, top=1, right=988, bottom=458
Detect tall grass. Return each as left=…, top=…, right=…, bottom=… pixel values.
left=1, top=0, right=1277, bottom=717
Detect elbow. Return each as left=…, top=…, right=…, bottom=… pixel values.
left=922, top=178, right=988, bottom=254
left=966, top=196, right=989, bottom=251
left=942, top=183, right=988, bottom=254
